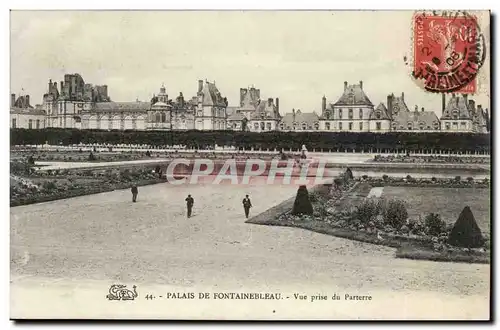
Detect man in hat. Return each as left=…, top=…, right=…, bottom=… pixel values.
left=185, top=194, right=194, bottom=218
left=131, top=185, right=138, bottom=202
left=242, top=195, right=252, bottom=219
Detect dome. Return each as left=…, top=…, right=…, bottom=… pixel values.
left=152, top=101, right=170, bottom=108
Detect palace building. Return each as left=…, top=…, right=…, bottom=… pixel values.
left=10, top=93, right=46, bottom=129
left=227, top=86, right=281, bottom=132
left=12, top=73, right=489, bottom=134
left=440, top=93, right=489, bottom=133
left=40, top=74, right=228, bottom=131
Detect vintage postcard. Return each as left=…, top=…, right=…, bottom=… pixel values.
left=10, top=10, right=491, bottom=320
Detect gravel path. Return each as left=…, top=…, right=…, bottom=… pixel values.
left=10, top=178, right=490, bottom=319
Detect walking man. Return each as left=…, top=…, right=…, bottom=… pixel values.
left=131, top=185, right=138, bottom=202
left=185, top=194, right=194, bottom=218
left=242, top=194, right=252, bottom=219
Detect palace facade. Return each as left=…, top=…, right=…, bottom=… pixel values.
left=10, top=74, right=489, bottom=134
left=36, top=74, right=228, bottom=131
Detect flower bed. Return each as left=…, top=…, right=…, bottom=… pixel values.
left=10, top=165, right=168, bottom=207
left=360, top=175, right=490, bottom=189
left=248, top=172, right=490, bottom=264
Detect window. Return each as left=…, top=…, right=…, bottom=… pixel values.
left=161, top=113, right=166, bottom=123
left=254, top=123, right=259, bottom=130
left=11, top=118, right=16, bottom=128
left=407, top=122, right=413, bottom=130
left=433, top=121, right=439, bottom=129
left=132, top=119, right=137, bottom=130
left=339, top=122, right=343, bottom=130
left=260, top=122, right=265, bottom=130
left=419, top=122, right=425, bottom=130
left=325, top=122, right=331, bottom=130
left=325, top=112, right=331, bottom=119
left=348, top=109, right=353, bottom=119
left=349, top=122, right=353, bottom=130
left=359, top=109, right=363, bottom=119
left=302, top=123, right=307, bottom=130
left=293, top=123, right=298, bottom=130
left=266, top=123, right=272, bottom=130
left=36, top=119, right=40, bottom=129
left=280, top=123, right=285, bottom=130
left=359, top=122, right=363, bottom=130
left=28, top=119, right=33, bottom=129
left=452, top=111, right=458, bottom=120
left=446, top=123, right=450, bottom=130
left=461, top=122, right=466, bottom=126
left=338, top=109, right=343, bottom=119
left=376, top=112, right=381, bottom=119
left=314, top=122, right=319, bottom=130
left=392, top=122, right=397, bottom=130
left=155, top=113, right=161, bottom=122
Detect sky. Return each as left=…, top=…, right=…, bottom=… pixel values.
left=10, top=10, right=491, bottom=116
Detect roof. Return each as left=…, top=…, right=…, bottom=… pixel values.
left=280, top=111, right=320, bottom=128
left=201, top=81, right=227, bottom=107
left=93, top=101, right=150, bottom=112
left=13, top=95, right=33, bottom=109
left=392, top=109, right=440, bottom=130
left=390, top=95, right=410, bottom=114
left=151, top=101, right=171, bottom=108
left=226, top=106, right=238, bottom=116
left=333, top=82, right=373, bottom=106
left=10, top=107, right=46, bottom=116
left=370, top=103, right=391, bottom=120
left=238, top=89, right=258, bottom=111
left=227, top=112, right=247, bottom=121
left=441, top=95, right=472, bottom=120
left=252, top=100, right=280, bottom=119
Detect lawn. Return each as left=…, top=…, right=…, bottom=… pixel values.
left=381, top=186, right=490, bottom=235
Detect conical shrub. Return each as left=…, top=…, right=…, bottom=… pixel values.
left=345, top=168, right=353, bottom=180
left=291, top=185, right=313, bottom=216
left=447, top=206, right=485, bottom=248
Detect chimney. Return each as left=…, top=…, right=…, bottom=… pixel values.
left=275, top=97, right=279, bottom=113
left=48, top=79, right=52, bottom=93
left=198, top=80, right=203, bottom=93
left=344, top=81, right=348, bottom=91
left=421, top=107, right=424, bottom=112
left=477, top=105, right=483, bottom=113
left=359, top=80, right=363, bottom=89
left=60, top=81, right=64, bottom=94
left=462, top=94, right=468, bottom=103
left=414, top=105, right=418, bottom=112
left=322, top=95, right=326, bottom=112
left=387, top=94, right=393, bottom=117
left=11, top=93, right=15, bottom=107
left=53, top=82, right=58, bottom=93
left=401, top=92, right=404, bottom=101
left=468, top=100, right=476, bottom=111
left=268, top=97, right=273, bottom=106
left=442, top=93, right=446, bottom=113
left=26, top=95, right=30, bottom=107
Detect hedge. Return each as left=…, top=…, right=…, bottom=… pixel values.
left=10, top=128, right=491, bottom=152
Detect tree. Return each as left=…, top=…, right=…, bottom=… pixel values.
left=424, top=213, right=446, bottom=236
left=448, top=206, right=485, bottom=248
left=384, top=200, right=408, bottom=229
left=291, top=185, right=313, bottom=216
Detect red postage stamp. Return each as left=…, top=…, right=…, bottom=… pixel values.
left=412, top=11, right=486, bottom=94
